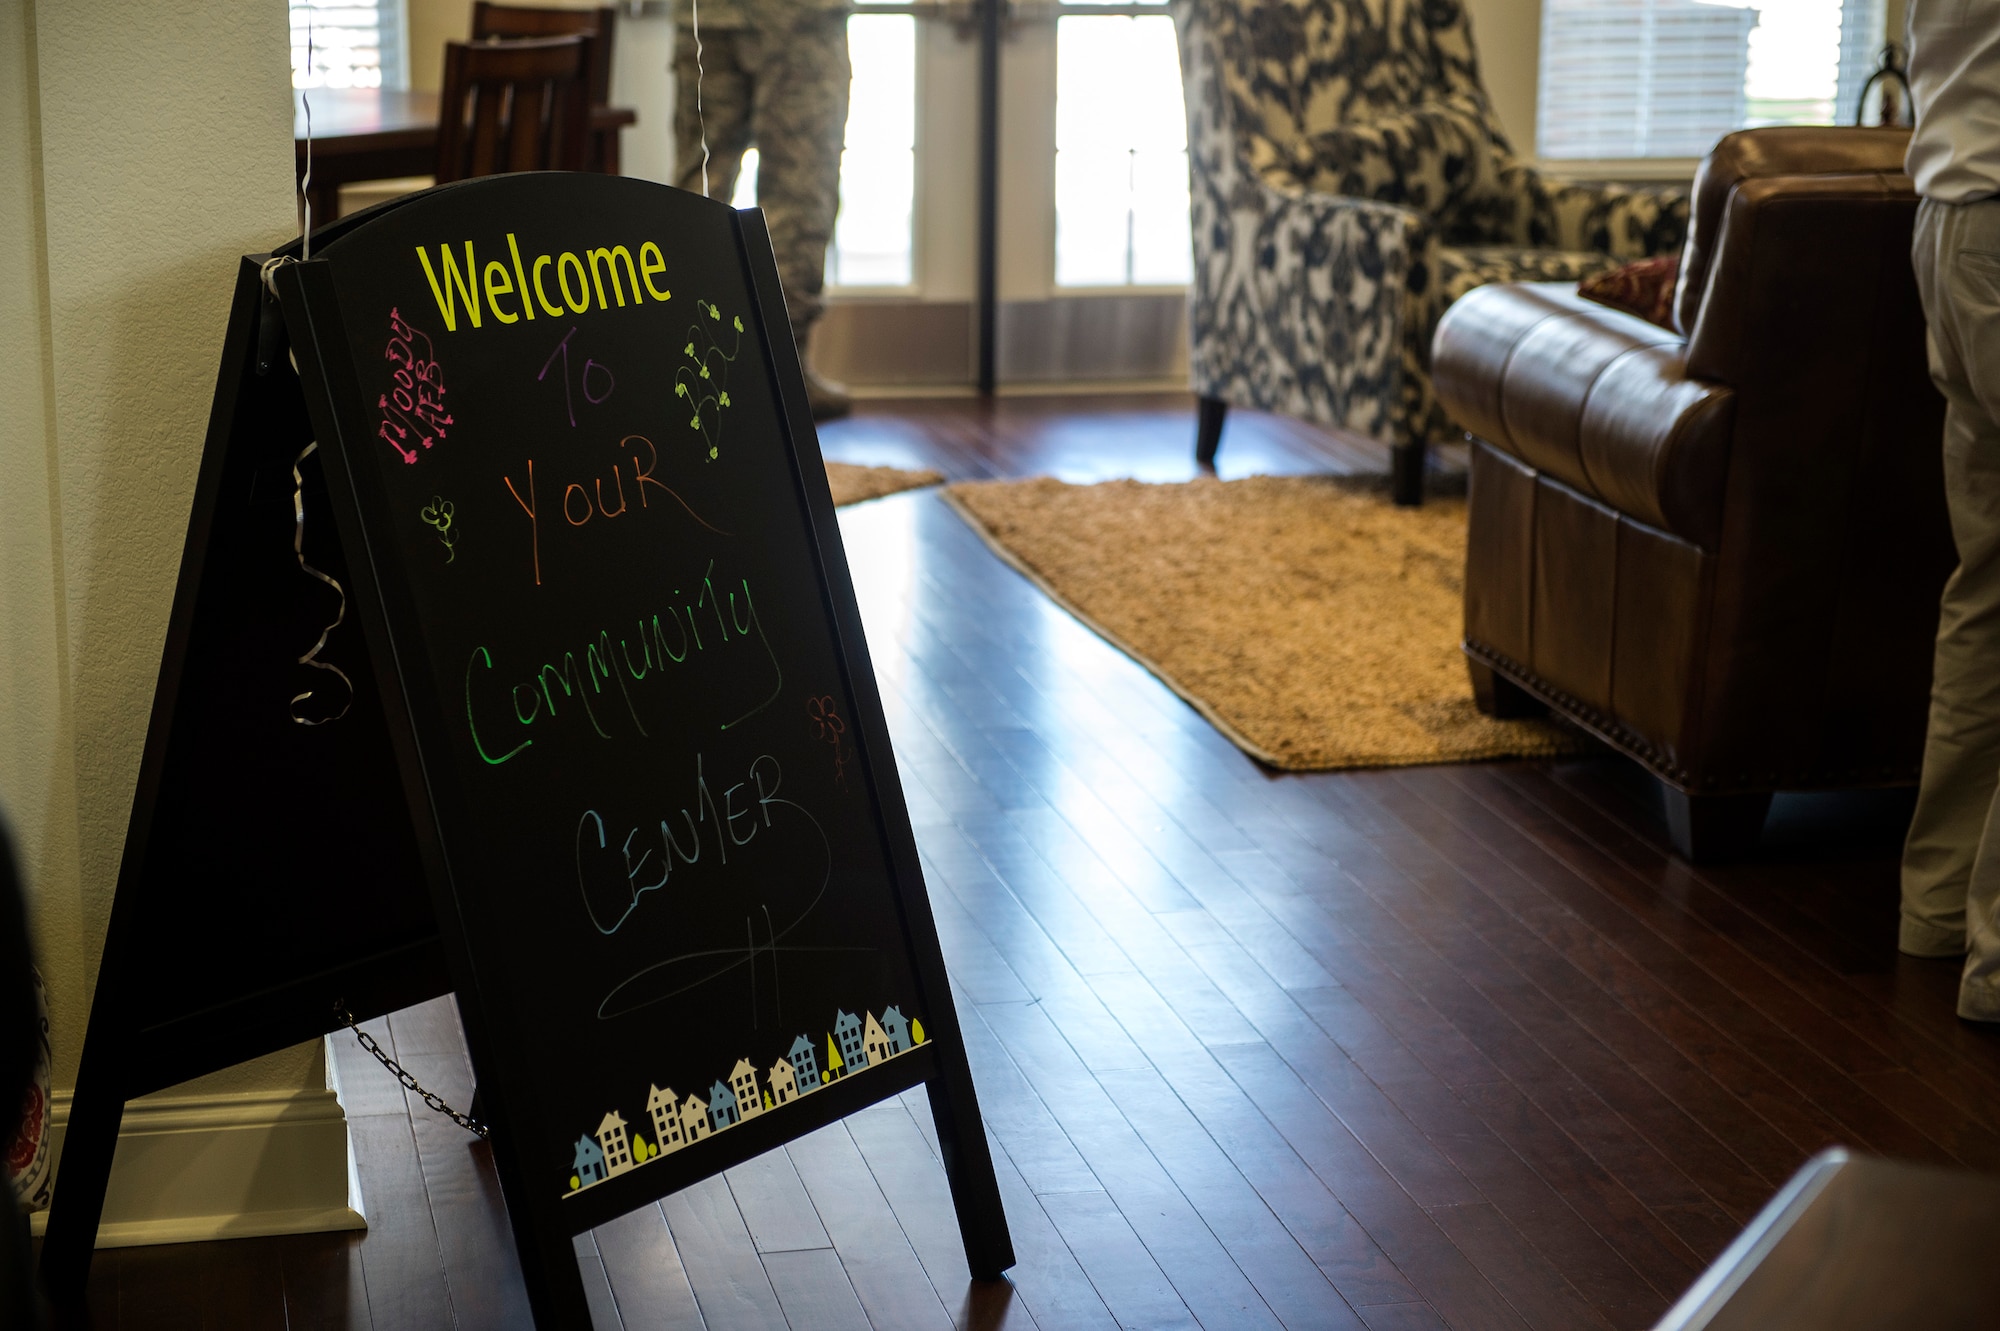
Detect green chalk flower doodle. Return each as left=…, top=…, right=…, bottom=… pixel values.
left=675, top=299, right=742, bottom=463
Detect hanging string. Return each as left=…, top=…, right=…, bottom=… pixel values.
left=693, top=0, right=710, bottom=197
left=299, top=8, right=315, bottom=257
left=289, top=441, right=354, bottom=726
left=258, top=253, right=294, bottom=299
left=271, top=17, right=350, bottom=725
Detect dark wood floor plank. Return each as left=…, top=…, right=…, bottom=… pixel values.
left=330, top=1015, right=415, bottom=1120
left=1616, top=779, right=2000, bottom=1124
left=843, top=1101, right=1044, bottom=1331
left=661, top=1174, right=789, bottom=1331
left=918, top=824, right=1154, bottom=1074
left=399, top=1052, right=535, bottom=1330
left=1083, top=969, right=1421, bottom=1311
left=1463, top=764, right=1971, bottom=1164
left=1408, top=767, right=1866, bottom=1159
left=199, top=1235, right=291, bottom=1330
left=726, top=1147, right=833, bottom=1256
left=763, top=1247, right=874, bottom=1331
left=1435, top=770, right=2000, bottom=1182
left=575, top=1233, right=625, bottom=1331
left=109, top=1245, right=202, bottom=1331
left=1356, top=1301, right=1453, bottom=1331
left=387, top=995, right=473, bottom=1060
left=1176, top=941, right=1668, bottom=1325
left=1522, top=762, right=1995, bottom=1093
left=1347, top=773, right=1793, bottom=1213
left=280, top=1231, right=372, bottom=1331
left=592, top=1203, right=710, bottom=1331
left=1423, top=1202, right=1612, bottom=1331
left=346, top=1108, right=456, bottom=1328
left=1034, top=1189, right=1201, bottom=1331
left=1288, top=963, right=1696, bottom=1319
left=787, top=1120, right=960, bottom=1331
left=950, top=990, right=1105, bottom=1199
left=1166, top=825, right=1705, bottom=1307
left=1364, top=1066, right=1672, bottom=1329
left=914, top=817, right=1133, bottom=995
left=921, top=875, right=1038, bottom=1007
left=1092, top=1064, right=1370, bottom=1331
left=1171, top=943, right=1484, bottom=1211
left=974, top=1000, right=1287, bottom=1331
left=1203, top=1042, right=1526, bottom=1331
left=1281, top=780, right=1750, bottom=1258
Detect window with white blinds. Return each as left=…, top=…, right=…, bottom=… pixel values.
left=1537, top=0, right=1885, bottom=160
left=290, top=0, right=407, bottom=90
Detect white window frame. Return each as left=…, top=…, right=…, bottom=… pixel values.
left=290, top=0, right=409, bottom=91
left=1531, top=0, right=1889, bottom=166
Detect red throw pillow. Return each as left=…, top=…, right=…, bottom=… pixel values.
left=1578, top=254, right=1679, bottom=330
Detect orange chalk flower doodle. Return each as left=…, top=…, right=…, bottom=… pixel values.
left=807, top=694, right=851, bottom=785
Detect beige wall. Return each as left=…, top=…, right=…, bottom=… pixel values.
left=1, top=0, right=327, bottom=1136
left=1466, top=0, right=1541, bottom=154
left=407, top=0, right=474, bottom=92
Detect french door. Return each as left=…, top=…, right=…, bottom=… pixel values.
left=789, top=0, right=1194, bottom=389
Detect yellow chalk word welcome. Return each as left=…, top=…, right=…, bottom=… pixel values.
left=416, top=235, right=673, bottom=332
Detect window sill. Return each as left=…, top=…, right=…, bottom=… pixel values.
left=1537, top=156, right=1702, bottom=185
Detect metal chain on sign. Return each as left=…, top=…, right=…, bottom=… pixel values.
left=336, top=1003, right=488, bottom=1138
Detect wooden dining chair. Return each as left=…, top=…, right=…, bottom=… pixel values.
left=433, top=34, right=592, bottom=184
left=470, top=3, right=621, bottom=172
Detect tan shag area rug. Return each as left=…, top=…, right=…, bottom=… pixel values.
left=827, top=462, right=943, bottom=507
left=944, top=474, right=1585, bottom=771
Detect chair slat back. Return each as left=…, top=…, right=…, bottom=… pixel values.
left=471, top=4, right=617, bottom=110
left=435, top=34, right=591, bottom=184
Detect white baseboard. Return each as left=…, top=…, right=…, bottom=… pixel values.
left=28, top=1082, right=366, bottom=1248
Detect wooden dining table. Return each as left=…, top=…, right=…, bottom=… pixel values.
left=292, top=88, right=638, bottom=229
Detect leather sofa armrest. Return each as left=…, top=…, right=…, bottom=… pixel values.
left=1434, top=282, right=1736, bottom=549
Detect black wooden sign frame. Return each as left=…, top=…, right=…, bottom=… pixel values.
left=41, top=179, right=1013, bottom=1325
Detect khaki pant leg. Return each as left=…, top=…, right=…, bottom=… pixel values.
left=674, top=25, right=754, bottom=201
left=1902, top=199, right=2000, bottom=1016
left=738, top=10, right=850, bottom=338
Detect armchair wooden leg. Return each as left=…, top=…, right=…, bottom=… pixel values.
left=1661, top=786, right=1773, bottom=863
left=1391, top=440, right=1426, bottom=506
left=1468, top=661, right=1542, bottom=718
left=1195, top=396, right=1227, bottom=468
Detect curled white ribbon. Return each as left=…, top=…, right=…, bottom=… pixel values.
left=289, top=440, right=353, bottom=725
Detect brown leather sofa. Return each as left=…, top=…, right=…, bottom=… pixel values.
left=1431, top=127, right=1955, bottom=860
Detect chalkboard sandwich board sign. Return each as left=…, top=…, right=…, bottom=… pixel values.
left=40, top=173, right=1012, bottom=1325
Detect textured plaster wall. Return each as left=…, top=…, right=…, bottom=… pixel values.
left=1465, top=0, right=1540, bottom=155
left=1, top=1, right=324, bottom=1104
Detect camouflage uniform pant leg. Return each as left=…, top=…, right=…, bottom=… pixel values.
left=674, top=25, right=754, bottom=203
left=739, top=10, right=851, bottom=338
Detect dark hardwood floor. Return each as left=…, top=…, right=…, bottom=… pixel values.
left=63, top=394, right=1999, bottom=1329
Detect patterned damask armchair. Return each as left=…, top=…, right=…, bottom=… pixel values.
left=1176, top=0, right=1690, bottom=503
